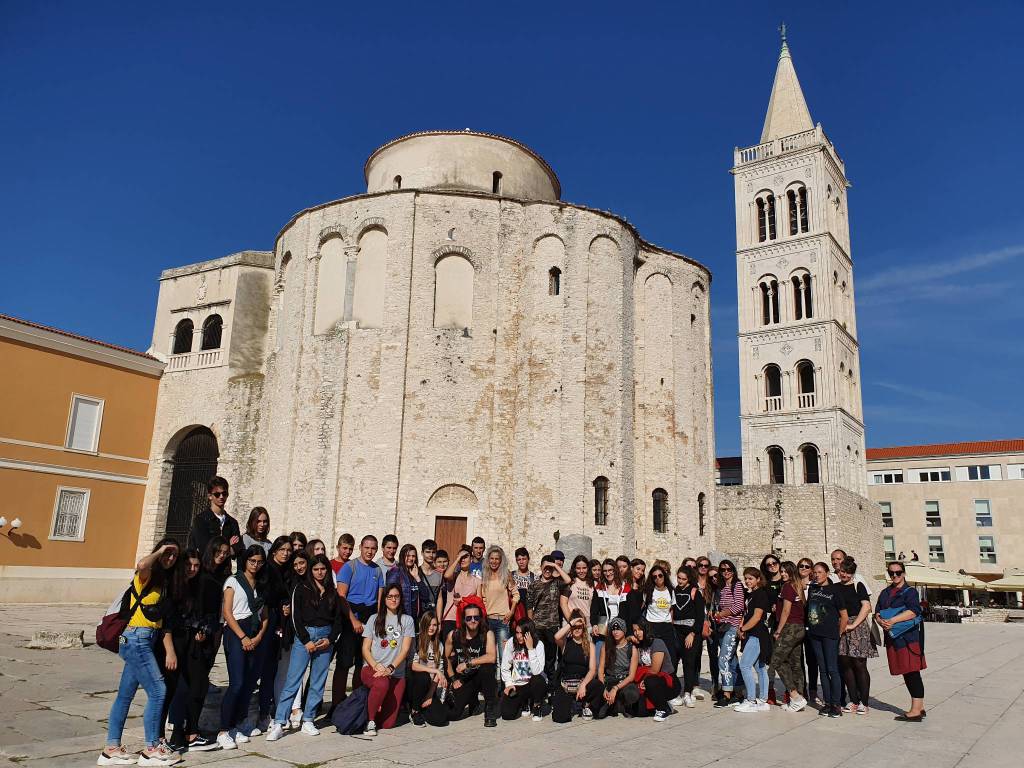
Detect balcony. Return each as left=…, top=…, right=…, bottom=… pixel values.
left=797, top=392, right=816, bottom=408
left=167, top=349, right=222, bottom=372
left=764, top=395, right=783, bottom=412
left=734, top=125, right=843, bottom=169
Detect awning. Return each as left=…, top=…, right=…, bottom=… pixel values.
left=986, top=569, right=1024, bottom=592
left=887, top=562, right=989, bottom=589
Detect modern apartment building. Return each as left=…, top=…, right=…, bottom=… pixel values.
left=0, top=314, right=163, bottom=601
left=865, top=440, right=1024, bottom=580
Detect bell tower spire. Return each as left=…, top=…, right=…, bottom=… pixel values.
left=760, top=27, right=814, bottom=142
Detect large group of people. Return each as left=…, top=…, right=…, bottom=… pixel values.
left=98, top=476, right=928, bottom=766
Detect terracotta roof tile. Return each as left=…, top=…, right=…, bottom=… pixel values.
left=866, top=440, right=1024, bottom=461
left=0, top=312, right=159, bottom=362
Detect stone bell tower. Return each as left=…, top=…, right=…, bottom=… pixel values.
left=731, top=29, right=867, bottom=495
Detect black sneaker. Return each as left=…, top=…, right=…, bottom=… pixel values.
left=168, top=728, right=187, bottom=753
left=412, top=711, right=426, bottom=728
left=818, top=705, right=829, bottom=716
left=713, top=696, right=732, bottom=708
left=484, top=716, right=497, bottom=728
left=187, top=735, right=220, bottom=752
left=828, top=705, right=842, bottom=718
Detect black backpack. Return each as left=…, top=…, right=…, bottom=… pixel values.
left=331, top=687, right=370, bottom=734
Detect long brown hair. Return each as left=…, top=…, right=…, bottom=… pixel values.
left=416, top=610, right=440, bottom=664
left=568, top=608, right=591, bottom=658
left=245, top=507, right=270, bottom=540
left=375, top=584, right=405, bottom=639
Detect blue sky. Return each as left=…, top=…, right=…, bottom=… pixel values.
left=2, top=2, right=1023, bottom=455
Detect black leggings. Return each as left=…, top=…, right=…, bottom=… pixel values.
left=449, top=665, right=498, bottom=719
left=499, top=675, right=546, bottom=719
left=803, top=634, right=819, bottom=696
left=184, top=634, right=219, bottom=734
left=903, top=671, right=924, bottom=699
left=704, top=632, right=719, bottom=692
left=407, top=669, right=438, bottom=711
left=640, top=673, right=680, bottom=713
left=675, top=627, right=701, bottom=693
left=157, top=633, right=189, bottom=739
left=839, top=656, right=871, bottom=706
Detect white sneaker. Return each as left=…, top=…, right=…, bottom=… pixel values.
left=734, top=699, right=760, bottom=713
left=788, top=696, right=807, bottom=712
left=231, top=728, right=250, bottom=744
left=856, top=703, right=868, bottom=715
left=97, top=746, right=137, bottom=765
left=755, top=699, right=770, bottom=712
left=693, top=687, right=707, bottom=701
left=581, top=706, right=594, bottom=720
left=684, top=692, right=696, bottom=708
left=521, top=709, right=531, bottom=718
left=216, top=732, right=236, bottom=750
left=300, top=721, right=320, bottom=736
left=248, top=720, right=265, bottom=737
left=364, top=720, right=377, bottom=737
left=137, top=744, right=182, bottom=766
left=288, top=710, right=302, bottom=729
left=653, top=709, right=669, bottom=722
left=265, top=723, right=284, bottom=742
left=668, top=696, right=684, bottom=708
left=532, top=711, right=543, bottom=722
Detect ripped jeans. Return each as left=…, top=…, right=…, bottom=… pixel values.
left=718, top=625, right=740, bottom=692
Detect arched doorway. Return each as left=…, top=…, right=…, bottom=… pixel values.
left=426, top=484, right=477, bottom=559
left=163, top=427, right=219, bottom=543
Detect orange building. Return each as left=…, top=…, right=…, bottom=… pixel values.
left=0, top=313, right=163, bottom=602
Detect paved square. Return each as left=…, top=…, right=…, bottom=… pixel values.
left=0, top=605, right=1020, bottom=768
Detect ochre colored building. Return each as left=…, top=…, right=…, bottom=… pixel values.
left=0, top=314, right=163, bottom=602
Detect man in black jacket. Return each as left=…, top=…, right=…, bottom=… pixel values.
left=187, top=476, right=242, bottom=566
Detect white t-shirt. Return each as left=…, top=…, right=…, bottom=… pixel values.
left=829, top=572, right=872, bottom=595
left=646, top=588, right=673, bottom=623
left=223, top=575, right=255, bottom=620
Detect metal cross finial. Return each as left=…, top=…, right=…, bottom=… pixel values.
left=779, top=22, right=787, bottom=44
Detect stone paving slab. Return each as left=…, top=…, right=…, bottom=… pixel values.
left=0, top=604, right=1020, bottom=768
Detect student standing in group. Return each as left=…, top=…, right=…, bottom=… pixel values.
left=242, top=508, right=271, bottom=556
left=759, top=554, right=784, bottom=705
left=336, top=535, right=384, bottom=695
left=446, top=601, right=499, bottom=727
left=361, top=585, right=416, bottom=735
left=830, top=549, right=872, bottom=597
left=615, top=556, right=632, bottom=590
left=218, top=545, right=269, bottom=749
left=467, top=536, right=487, bottom=578
left=431, top=549, right=449, bottom=624
left=419, top=539, right=443, bottom=615
left=266, top=555, right=346, bottom=741
left=561, top=555, right=595, bottom=630
left=836, top=557, right=877, bottom=714
left=875, top=561, right=927, bottom=721
left=289, top=532, right=307, bottom=554
left=735, top=567, right=773, bottom=713
left=500, top=618, right=546, bottom=721
left=187, top=476, right=242, bottom=565
left=806, top=561, right=848, bottom=718
left=440, top=546, right=482, bottom=639
left=479, top=545, right=517, bottom=666
left=408, top=611, right=447, bottom=726
left=672, top=565, right=704, bottom=707
left=251, top=535, right=292, bottom=735
left=623, top=558, right=647, bottom=626
left=712, top=560, right=744, bottom=708
left=770, top=561, right=808, bottom=712
left=589, top=559, right=603, bottom=586
left=591, top=558, right=626, bottom=661
left=375, top=535, right=399, bottom=575
left=527, top=555, right=571, bottom=695
left=306, top=539, right=328, bottom=560
left=640, top=564, right=677, bottom=673
left=596, top=617, right=639, bottom=719
left=632, top=619, right=680, bottom=722
left=386, top=543, right=429, bottom=621
left=552, top=610, right=603, bottom=722
left=162, top=548, right=201, bottom=750
left=694, top=556, right=717, bottom=700
left=511, top=547, right=536, bottom=606
left=330, top=533, right=354, bottom=579
left=797, top=557, right=819, bottom=704
left=98, top=540, right=181, bottom=767
left=279, top=548, right=310, bottom=727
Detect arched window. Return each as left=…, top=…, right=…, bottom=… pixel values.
left=352, top=227, right=387, bottom=329
left=764, top=364, right=782, bottom=411
left=433, top=254, right=474, bottom=330
left=802, top=444, right=820, bottom=484
left=787, top=189, right=798, bottom=236
left=759, top=278, right=779, bottom=325
left=172, top=319, right=193, bottom=355
left=757, top=198, right=767, bottom=242
left=767, top=194, right=777, bottom=240
left=791, top=273, right=812, bottom=320
left=393, top=175, right=402, bottom=190
left=796, top=360, right=815, bottom=408
left=653, top=488, right=668, bottom=533
left=787, top=185, right=810, bottom=235
left=767, top=446, right=785, bottom=484
left=492, top=171, right=503, bottom=194
left=200, top=314, right=222, bottom=350
left=755, top=193, right=777, bottom=242
left=548, top=266, right=561, bottom=296
left=803, top=274, right=813, bottom=317
left=799, top=186, right=809, bottom=231
left=697, top=492, right=706, bottom=537
left=314, top=237, right=346, bottom=335
left=593, top=476, right=608, bottom=526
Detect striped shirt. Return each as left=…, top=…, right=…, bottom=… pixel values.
left=717, top=579, right=745, bottom=628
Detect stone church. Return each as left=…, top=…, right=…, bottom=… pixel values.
left=136, top=37, right=881, bottom=573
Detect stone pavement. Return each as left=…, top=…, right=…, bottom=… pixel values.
left=0, top=604, right=1021, bottom=768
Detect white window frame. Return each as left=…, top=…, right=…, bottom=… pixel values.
left=883, top=535, right=896, bottom=562
left=879, top=501, right=893, bottom=528
left=48, top=486, right=91, bottom=542
left=1007, top=464, right=1024, bottom=480
left=915, top=467, right=951, bottom=483
left=928, top=535, right=945, bottom=563
left=924, top=500, right=942, bottom=527
left=961, top=464, right=1002, bottom=481
left=979, top=535, right=997, bottom=565
left=64, top=394, right=105, bottom=454
left=869, top=469, right=903, bottom=485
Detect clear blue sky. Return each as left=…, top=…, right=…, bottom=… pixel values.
left=3, top=2, right=1023, bottom=455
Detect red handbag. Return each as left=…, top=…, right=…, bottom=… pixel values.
left=96, top=581, right=151, bottom=653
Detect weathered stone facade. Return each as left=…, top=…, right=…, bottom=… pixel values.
left=137, top=131, right=716, bottom=564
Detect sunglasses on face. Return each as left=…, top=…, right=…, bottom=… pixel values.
left=211, top=491, right=228, bottom=498
left=698, top=563, right=709, bottom=569
left=767, top=561, right=779, bottom=567
left=798, top=564, right=811, bottom=569
left=464, top=615, right=481, bottom=623
left=720, top=566, right=734, bottom=572
left=888, top=570, right=904, bottom=577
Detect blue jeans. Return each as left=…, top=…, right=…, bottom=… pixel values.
left=489, top=618, right=511, bottom=667
left=274, top=626, right=334, bottom=723
left=739, top=637, right=769, bottom=701
left=107, top=627, right=165, bottom=748
left=718, top=625, right=740, bottom=691
left=808, top=634, right=841, bottom=706
left=221, top=630, right=262, bottom=730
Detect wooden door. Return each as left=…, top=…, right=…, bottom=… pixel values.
left=434, top=516, right=467, bottom=560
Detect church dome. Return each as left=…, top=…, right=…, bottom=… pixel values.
left=364, top=130, right=561, bottom=201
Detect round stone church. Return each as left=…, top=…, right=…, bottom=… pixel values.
left=138, top=129, right=715, bottom=562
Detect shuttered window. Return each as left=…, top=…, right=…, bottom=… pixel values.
left=50, top=488, right=90, bottom=541
left=66, top=395, right=103, bottom=452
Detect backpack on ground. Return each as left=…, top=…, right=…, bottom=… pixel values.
left=331, top=687, right=370, bottom=734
